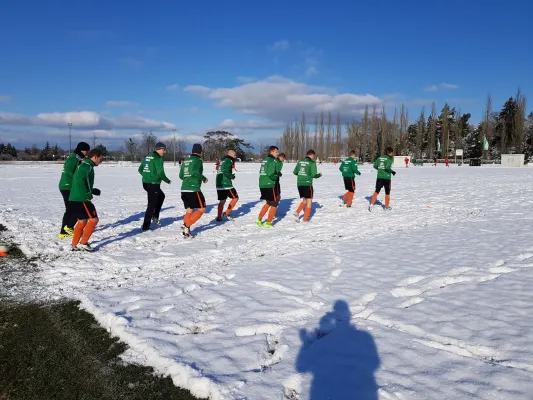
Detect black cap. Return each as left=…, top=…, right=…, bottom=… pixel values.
left=192, top=143, right=202, bottom=154
left=76, top=142, right=90, bottom=152
left=155, top=142, right=167, bottom=151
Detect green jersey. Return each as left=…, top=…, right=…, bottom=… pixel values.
left=58, top=152, right=83, bottom=190
left=373, top=155, right=394, bottom=180
left=69, top=159, right=95, bottom=202
left=216, top=156, right=235, bottom=189
left=274, top=158, right=284, bottom=181
left=339, top=157, right=361, bottom=178
left=138, top=152, right=170, bottom=184
left=179, top=154, right=206, bottom=192
left=293, top=157, right=321, bottom=186
left=258, top=155, right=278, bottom=189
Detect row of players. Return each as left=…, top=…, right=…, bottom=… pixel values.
left=57, top=142, right=396, bottom=250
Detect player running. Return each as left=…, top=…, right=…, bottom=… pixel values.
left=404, top=157, right=409, bottom=168
left=138, top=142, right=171, bottom=231
left=339, top=150, right=361, bottom=208
left=369, top=147, right=396, bottom=212
left=293, top=150, right=322, bottom=222
left=216, top=150, right=239, bottom=222
left=179, top=144, right=208, bottom=238
left=275, top=152, right=286, bottom=200
left=58, top=142, right=90, bottom=239
left=256, top=146, right=280, bottom=228
left=68, top=149, right=103, bottom=251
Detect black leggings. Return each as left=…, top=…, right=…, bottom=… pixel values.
left=60, top=190, right=76, bottom=233
left=375, top=179, right=391, bottom=195
left=143, top=183, right=165, bottom=229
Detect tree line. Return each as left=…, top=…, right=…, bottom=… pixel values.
left=277, top=91, right=532, bottom=162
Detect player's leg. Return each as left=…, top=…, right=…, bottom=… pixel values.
left=142, top=183, right=158, bottom=230
left=153, top=185, right=165, bottom=223
left=384, top=181, right=392, bottom=209
left=188, top=192, right=206, bottom=228
left=346, top=178, right=355, bottom=207
left=303, top=187, right=314, bottom=222
left=60, top=190, right=71, bottom=236
left=225, top=189, right=239, bottom=217
left=216, top=189, right=227, bottom=221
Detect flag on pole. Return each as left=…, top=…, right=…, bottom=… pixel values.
left=437, top=140, right=441, bottom=152
left=483, top=136, right=489, bottom=151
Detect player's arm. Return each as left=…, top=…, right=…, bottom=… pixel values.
left=353, top=162, right=361, bottom=176
left=312, top=162, right=321, bottom=178
left=293, top=162, right=300, bottom=176
left=373, top=159, right=379, bottom=170
left=154, top=157, right=171, bottom=183
left=137, top=160, right=144, bottom=175
left=264, top=159, right=277, bottom=180
left=64, top=156, right=77, bottom=182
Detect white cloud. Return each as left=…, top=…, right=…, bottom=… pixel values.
left=184, top=85, right=212, bottom=94
left=106, top=100, right=138, bottom=107
left=184, top=76, right=382, bottom=122
left=166, top=84, right=180, bottom=91
left=0, top=111, right=176, bottom=131
left=0, top=95, right=11, bottom=103
left=424, top=83, right=459, bottom=92
left=268, top=40, right=290, bottom=51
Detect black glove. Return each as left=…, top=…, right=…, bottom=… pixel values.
left=391, top=171, right=396, bottom=176
left=231, top=174, right=236, bottom=179
left=278, top=172, right=282, bottom=177
left=92, top=188, right=101, bottom=196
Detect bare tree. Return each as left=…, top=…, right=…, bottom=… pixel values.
left=92, top=132, right=98, bottom=149
left=400, top=104, right=408, bottom=154
left=380, top=106, right=388, bottom=155
left=483, top=94, right=493, bottom=158
left=428, top=102, right=437, bottom=158
left=300, top=112, right=307, bottom=156
left=370, top=105, right=379, bottom=160
left=326, top=112, right=333, bottom=159
left=125, top=138, right=139, bottom=161
left=514, top=89, right=527, bottom=153
left=391, top=108, right=398, bottom=152
left=141, top=131, right=157, bottom=155
left=318, top=111, right=325, bottom=160
left=335, top=112, right=342, bottom=157
left=313, top=115, right=319, bottom=151
left=442, top=103, right=450, bottom=158
left=417, top=107, right=425, bottom=158
left=362, top=105, right=370, bottom=162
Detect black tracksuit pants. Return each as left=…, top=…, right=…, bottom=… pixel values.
left=60, top=189, right=73, bottom=234
left=142, top=183, right=165, bottom=229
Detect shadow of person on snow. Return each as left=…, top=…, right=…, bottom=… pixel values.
left=95, top=206, right=176, bottom=232
left=276, top=198, right=295, bottom=220
left=231, top=199, right=263, bottom=218
left=296, top=300, right=380, bottom=400
left=364, top=196, right=383, bottom=207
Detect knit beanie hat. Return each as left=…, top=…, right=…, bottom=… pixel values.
left=192, top=143, right=202, bottom=154
left=155, top=142, right=167, bottom=151
left=76, top=142, right=90, bottom=152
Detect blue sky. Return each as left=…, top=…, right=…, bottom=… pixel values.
left=1, top=0, right=532, bottom=150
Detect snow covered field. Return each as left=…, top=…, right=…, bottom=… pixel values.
left=1, top=162, right=533, bottom=399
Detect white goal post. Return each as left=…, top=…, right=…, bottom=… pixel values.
left=393, top=156, right=410, bottom=167
left=501, top=154, right=525, bottom=167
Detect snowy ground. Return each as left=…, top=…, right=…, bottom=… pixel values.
left=1, top=162, right=533, bottom=399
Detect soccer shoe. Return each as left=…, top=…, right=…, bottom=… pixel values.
left=215, top=217, right=223, bottom=222
left=181, top=224, right=191, bottom=237
left=223, top=214, right=234, bottom=221
left=58, top=233, right=67, bottom=239
left=293, top=212, right=300, bottom=222
left=263, top=222, right=274, bottom=228
left=63, top=226, right=74, bottom=237
left=71, top=245, right=80, bottom=252
left=152, top=217, right=161, bottom=225
left=368, top=205, right=374, bottom=212
left=255, top=218, right=263, bottom=227
left=383, top=206, right=392, bottom=211
left=79, top=243, right=94, bottom=252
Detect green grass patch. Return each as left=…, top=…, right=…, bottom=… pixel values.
left=0, top=300, right=204, bottom=400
